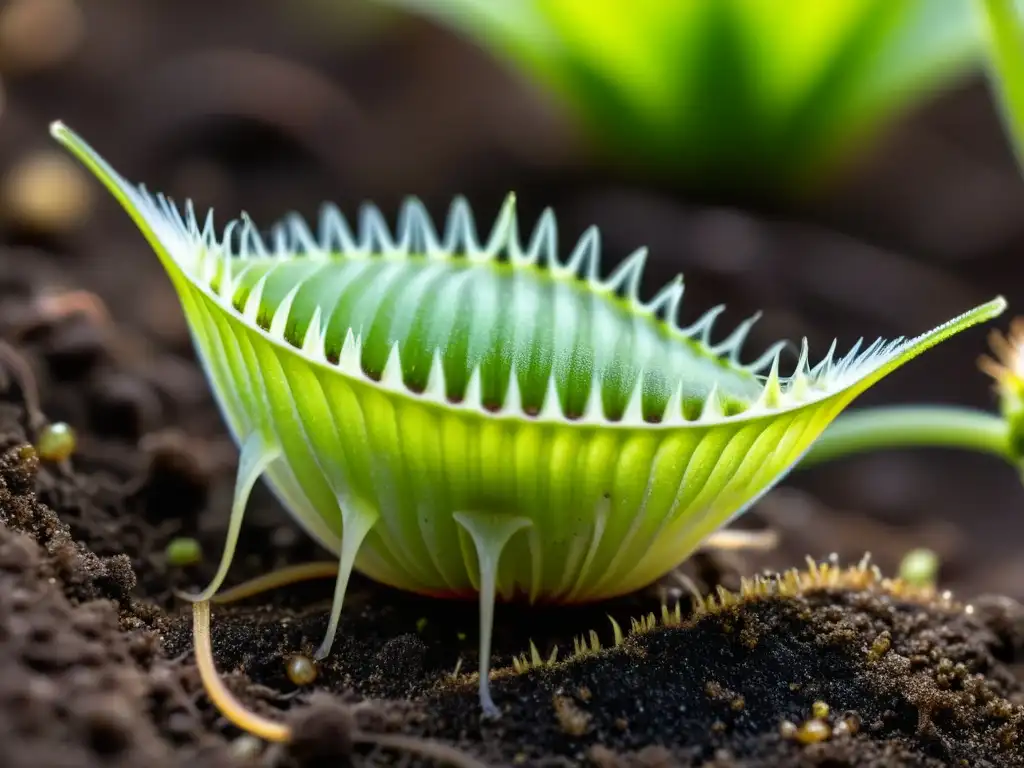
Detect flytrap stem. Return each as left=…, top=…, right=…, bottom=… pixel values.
left=801, top=405, right=1012, bottom=469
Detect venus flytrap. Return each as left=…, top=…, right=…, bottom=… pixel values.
left=49, top=121, right=1003, bottom=737
left=376, top=0, right=980, bottom=193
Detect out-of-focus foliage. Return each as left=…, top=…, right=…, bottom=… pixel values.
left=380, top=0, right=980, bottom=193
left=978, top=0, right=1024, bottom=172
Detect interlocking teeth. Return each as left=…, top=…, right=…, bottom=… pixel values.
left=754, top=350, right=784, bottom=411
left=698, top=382, right=725, bottom=422
left=644, top=275, right=684, bottom=324
left=301, top=307, right=327, bottom=363
left=789, top=338, right=812, bottom=399
left=463, top=365, right=483, bottom=409
left=359, top=203, right=396, bottom=254
left=502, top=363, right=523, bottom=415
left=424, top=349, right=447, bottom=400
left=396, top=197, right=441, bottom=257
left=243, top=275, right=268, bottom=324
left=50, top=119, right=1004, bottom=441
left=680, top=303, right=725, bottom=345
left=444, top=197, right=479, bottom=256
left=285, top=211, right=324, bottom=260
left=480, top=193, right=517, bottom=261
left=269, top=284, right=300, bottom=338
left=710, top=311, right=761, bottom=364
left=338, top=329, right=362, bottom=373
left=380, top=342, right=405, bottom=390
left=661, top=380, right=685, bottom=425
left=579, top=374, right=606, bottom=423
left=520, top=207, right=557, bottom=267
left=537, top=372, right=564, bottom=421
left=603, top=246, right=648, bottom=303
left=620, top=372, right=646, bottom=424
left=743, top=339, right=788, bottom=376
left=561, top=225, right=600, bottom=281
left=239, top=213, right=268, bottom=259
left=319, top=204, right=361, bottom=256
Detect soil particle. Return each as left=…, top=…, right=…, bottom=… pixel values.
left=286, top=696, right=357, bottom=767
left=0, top=427, right=136, bottom=606
left=0, top=505, right=185, bottom=768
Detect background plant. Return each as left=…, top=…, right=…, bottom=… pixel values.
left=379, top=0, right=981, bottom=195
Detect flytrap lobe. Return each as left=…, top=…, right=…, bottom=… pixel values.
left=49, top=120, right=1005, bottom=718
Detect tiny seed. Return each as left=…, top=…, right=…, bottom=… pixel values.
left=795, top=719, right=831, bottom=744
left=36, top=422, right=76, bottom=461
left=811, top=700, right=829, bottom=719
left=779, top=720, right=798, bottom=739
left=164, top=537, right=202, bottom=567
left=899, top=547, right=939, bottom=588
left=285, top=654, right=317, bottom=686
left=415, top=617, right=428, bottom=633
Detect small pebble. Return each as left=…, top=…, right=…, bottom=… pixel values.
left=36, top=421, right=76, bottom=461
left=164, top=537, right=203, bottom=567
left=286, top=654, right=317, bottom=686
left=3, top=150, right=93, bottom=233
left=795, top=719, right=831, bottom=744
left=229, top=734, right=264, bottom=762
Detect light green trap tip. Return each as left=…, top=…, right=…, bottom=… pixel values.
left=49, top=119, right=1005, bottom=716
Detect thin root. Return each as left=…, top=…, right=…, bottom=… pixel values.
left=0, top=339, right=45, bottom=431
left=211, top=561, right=339, bottom=604
left=355, top=732, right=489, bottom=768
left=701, top=528, right=779, bottom=553
left=35, top=289, right=112, bottom=329
left=192, top=601, right=291, bottom=742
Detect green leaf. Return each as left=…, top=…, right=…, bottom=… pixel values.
left=380, top=0, right=981, bottom=191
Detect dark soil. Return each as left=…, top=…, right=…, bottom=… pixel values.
left=3, top=1, right=1024, bottom=766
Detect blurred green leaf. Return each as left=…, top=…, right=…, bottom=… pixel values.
left=978, top=0, right=1024, bottom=172
left=381, top=0, right=981, bottom=193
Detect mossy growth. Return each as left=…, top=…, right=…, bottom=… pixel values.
left=404, top=556, right=1023, bottom=766
left=500, top=554, right=953, bottom=680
